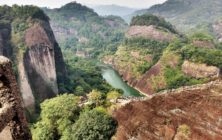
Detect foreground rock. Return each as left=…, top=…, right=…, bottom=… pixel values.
left=113, top=80, right=222, bottom=140
left=0, top=56, right=31, bottom=139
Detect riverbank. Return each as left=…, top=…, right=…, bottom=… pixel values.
left=98, top=63, right=145, bottom=97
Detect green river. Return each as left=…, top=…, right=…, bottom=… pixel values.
left=100, top=64, right=142, bottom=97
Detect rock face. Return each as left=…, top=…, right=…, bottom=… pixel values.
left=113, top=80, right=222, bottom=140
left=24, top=23, right=59, bottom=103
left=126, top=25, right=175, bottom=42
left=182, top=60, right=220, bottom=79
left=0, top=6, right=67, bottom=111
left=0, top=56, right=31, bottom=139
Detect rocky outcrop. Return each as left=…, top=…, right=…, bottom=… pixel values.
left=0, top=56, right=31, bottom=140
left=113, top=80, right=222, bottom=140
left=182, top=60, right=220, bottom=79
left=0, top=6, right=67, bottom=111
left=126, top=25, right=176, bottom=42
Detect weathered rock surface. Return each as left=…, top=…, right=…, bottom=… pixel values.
left=126, top=25, right=175, bottom=42
left=0, top=56, right=31, bottom=140
left=24, top=22, right=59, bottom=102
left=182, top=60, right=220, bottom=79
left=113, top=80, right=222, bottom=140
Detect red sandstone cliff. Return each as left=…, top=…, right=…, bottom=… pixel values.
left=113, top=80, right=222, bottom=140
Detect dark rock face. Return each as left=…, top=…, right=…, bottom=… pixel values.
left=54, top=43, right=67, bottom=91
left=113, top=80, right=222, bottom=140
left=0, top=23, right=12, bottom=58
left=0, top=56, right=31, bottom=140
left=24, top=23, right=59, bottom=104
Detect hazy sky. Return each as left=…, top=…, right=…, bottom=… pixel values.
left=0, top=0, right=167, bottom=9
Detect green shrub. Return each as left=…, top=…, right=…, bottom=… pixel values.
left=164, top=66, right=204, bottom=89
left=70, top=110, right=117, bottom=140
left=31, top=94, right=80, bottom=140
left=190, top=32, right=214, bottom=42
left=181, top=45, right=222, bottom=68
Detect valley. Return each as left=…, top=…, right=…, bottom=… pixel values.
left=0, top=0, right=222, bottom=139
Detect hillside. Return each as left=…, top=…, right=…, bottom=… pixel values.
left=131, top=0, right=222, bottom=34
left=90, top=4, right=136, bottom=17
left=104, top=15, right=222, bottom=95
left=43, top=2, right=128, bottom=58
left=0, top=5, right=66, bottom=111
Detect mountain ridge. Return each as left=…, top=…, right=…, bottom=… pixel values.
left=130, top=0, right=222, bottom=33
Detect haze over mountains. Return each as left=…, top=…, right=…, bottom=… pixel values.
left=89, top=4, right=136, bottom=17
left=131, top=0, right=222, bottom=33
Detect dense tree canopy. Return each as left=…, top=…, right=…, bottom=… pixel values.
left=71, top=110, right=117, bottom=140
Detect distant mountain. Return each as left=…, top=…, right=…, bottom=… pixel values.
left=90, top=4, right=136, bottom=17
left=130, top=0, right=222, bottom=33
left=43, top=2, right=128, bottom=58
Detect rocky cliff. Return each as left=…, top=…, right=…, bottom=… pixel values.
left=113, top=80, right=222, bottom=140
left=0, top=5, right=66, bottom=111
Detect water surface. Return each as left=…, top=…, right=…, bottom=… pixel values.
left=100, top=64, right=141, bottom=97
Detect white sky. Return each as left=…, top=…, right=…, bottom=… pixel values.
left=0, top=0, right=167, bottom=9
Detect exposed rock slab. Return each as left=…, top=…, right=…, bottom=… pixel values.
left=113, top=80, right=222, bottom=140
left=126, top=25, right=175, bottom=42
left=182, top=60, right=220, bottom=79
